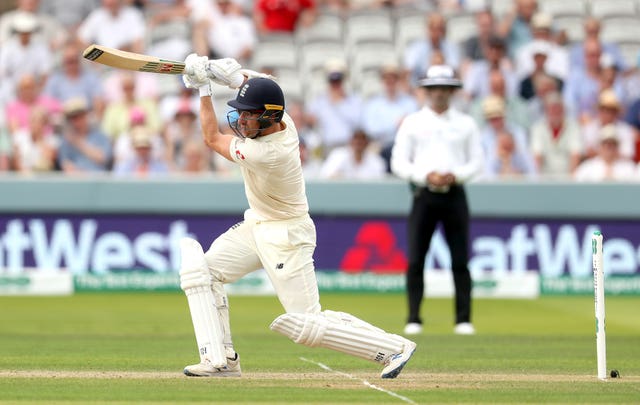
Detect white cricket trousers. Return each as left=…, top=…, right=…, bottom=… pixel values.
left=203, top=212, right=322, bottom=314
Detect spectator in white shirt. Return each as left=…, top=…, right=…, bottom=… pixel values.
left=0, top=0, right=67, bottom=49
left=530, top=91, right=582, bottom=177
left=391, top=65, right=483, bottom=337
left=514, top=12, right=569, bottom=81
left=574, top=125, right=637, bottom=182
left=76, top=0, right=146, bottom=53
left=319, top=129, right=386, bottom=180
left=192, top=0, right=256, bottom=64
left=0, top=12, right=53, bottom=101
left=12, top=106, right=59, bottom=173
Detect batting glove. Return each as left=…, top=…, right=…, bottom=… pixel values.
left=206, top=58, right=244, bottom=89
left=183, top=53, right=212, bottom=96
left=239, top=69, right=277, bottom=81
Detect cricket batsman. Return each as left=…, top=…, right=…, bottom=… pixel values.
left=177, top=54, right=417, bottom=378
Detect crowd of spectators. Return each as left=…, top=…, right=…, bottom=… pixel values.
left=2, top=0, right=640, bottom=182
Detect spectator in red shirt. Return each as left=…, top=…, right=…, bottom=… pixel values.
left=253, top=0, right=316, bottom=35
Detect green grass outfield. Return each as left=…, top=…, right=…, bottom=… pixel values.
left=0, top=293, right=638, bottom=404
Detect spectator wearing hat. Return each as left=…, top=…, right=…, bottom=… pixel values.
left=514, top=12, right=569, bottom=82
left=530, top=92, right=582, bottom=177
left=403, top=12, right=461, bottom=87
left=463, top=35, right=518, bottom=102
left=518, top=40, right=563, bottom=101
left=319, top=128, right=386, bottom=180
left=58, top=97, right=112, bottom=173
left=0, top=0, right=67, bottom=49
left=582, top=90, right=635, bottom=161
left=391, top=65, right=484, bottom=336
left=574, top=125, right=636, bottom=182
left=306, top=59, right=363, bottom=156
left=0, top=11, right=53, bottom=104
left=113, top=108, right=166, bottom=167
left=479, top=95, right=536, bottom=179
left=361, top=62, right=419, bottom=172
left=469, top=69, right=530, bottom=131
left=113, top=125, right=170, bottom=177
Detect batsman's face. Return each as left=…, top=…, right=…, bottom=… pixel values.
left=228, top=110, right=263, bottom=138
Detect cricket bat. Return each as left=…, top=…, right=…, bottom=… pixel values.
left=82, top=44, right=188, bottom=74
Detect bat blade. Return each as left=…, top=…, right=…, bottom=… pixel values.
left=82, top=44, right=186, bottom=74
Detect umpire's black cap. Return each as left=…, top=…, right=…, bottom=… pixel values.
left=228, top=78, right=285, bottom=113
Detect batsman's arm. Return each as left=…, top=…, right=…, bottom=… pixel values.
left=199, top=94, right=234, bottom=161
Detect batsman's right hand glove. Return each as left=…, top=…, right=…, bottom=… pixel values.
left=206, top=58, right=244, bottom=89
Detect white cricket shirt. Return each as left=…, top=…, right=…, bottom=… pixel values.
left=229, top=113, right=309, bottom=221
left=391, top=106, right=484, bottom=187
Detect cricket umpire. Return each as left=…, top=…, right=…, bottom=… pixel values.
left=391, top=65, right=484, bottom=336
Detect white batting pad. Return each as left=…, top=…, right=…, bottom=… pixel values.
left=180, top=238, right=227, bottom=368
left=270, top=310, right=410, bottom=364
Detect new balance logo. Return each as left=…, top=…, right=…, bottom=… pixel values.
left=275, top=263, right=284, bottom=270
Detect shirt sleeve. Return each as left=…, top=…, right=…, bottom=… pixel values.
left=451, top=118, right=485, bottom=183
left=390, top=116, right=426, bottom=185
left=229, top=136, right=274, bottom=171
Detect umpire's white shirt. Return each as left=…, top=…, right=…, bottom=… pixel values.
left=229, top=113, right=309, bottom=221
left=391, top=106, right=484, bottom=187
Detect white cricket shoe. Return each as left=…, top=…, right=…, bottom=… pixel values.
left=403, top=322, right=423, bottom=335
left=183, top=354, right=241, bottom=377
left=380, top=340, right=417, bottom=379
left=454, top=322, right=476, bottom=335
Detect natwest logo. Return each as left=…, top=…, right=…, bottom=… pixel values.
left=340, top=222, right=407, bottom=274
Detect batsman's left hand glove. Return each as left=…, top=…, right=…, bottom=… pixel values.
left=183, top=53, right=212, bottom=96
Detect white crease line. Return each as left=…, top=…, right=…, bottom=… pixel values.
left=299, top=357, right=417, bottom=405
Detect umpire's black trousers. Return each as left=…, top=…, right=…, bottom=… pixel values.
left=406, top=184, right=471, bottom=325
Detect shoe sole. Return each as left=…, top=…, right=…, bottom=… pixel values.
left=183, top=368, right=241, bottom=377
left=380, top=346, right=417, bottom=379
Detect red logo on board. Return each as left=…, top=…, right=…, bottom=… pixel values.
left=340, top=222, right=407, bottom=274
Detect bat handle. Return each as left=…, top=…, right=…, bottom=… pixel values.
left=183, top=65, right=193, bottom=75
